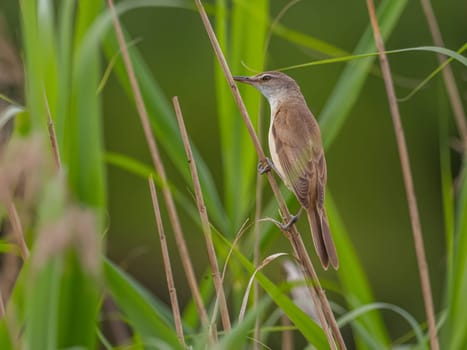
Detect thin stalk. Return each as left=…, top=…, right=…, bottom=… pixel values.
left=253, top=154, right=263, bottom=349
left=8, top=202, right=29, bottom=260
left=43, top=92, right=61, bottom=170
left=0, top=289, right=5, bottom=319
left=148, top=176, right=186, bottom=347
left=172, top=96, right=231, bottom=331
left=419, top=0, right=467, bottom=149
left=194, top=1, right=345, bottom=348
left=106, top=0, right=210, bottom=329
left=366, top=1, right=439, bottom=349
left=281, top=314, right=293, bottom=350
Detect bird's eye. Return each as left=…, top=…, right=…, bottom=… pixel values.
left=261, top=75, right=272, bottom=81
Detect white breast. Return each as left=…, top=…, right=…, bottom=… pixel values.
left=268, top=112, right=287, bottom=184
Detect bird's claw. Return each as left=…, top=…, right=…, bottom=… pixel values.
left=258, top=157, right=273, bottom=175
left=280, top=214, right=300, bottom=231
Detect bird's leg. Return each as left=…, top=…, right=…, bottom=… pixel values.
left=258, top=157, right=279, bottom=175
left=281, top=207, right=304, bottom=231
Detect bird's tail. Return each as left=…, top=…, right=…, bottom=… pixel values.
left=306, top=207, right=339, bottom=270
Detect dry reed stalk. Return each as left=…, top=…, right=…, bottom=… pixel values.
left=419, top=0, right=467, bottom=148
left=172, top=96, right=231, bottom=331
left=148, top=177, right=186, bottom=346
left=253, top=170, right=263, bottom=350
left=106, top=0, right=210, bottom=329
left=281, top=314, right=293, bottom=350
left=43, top=92, right=61, bottom=170
left=366, top=1, right=439, bottom=349
left=0, top=289, right=5, bottom=319
left=194, top=1, right=345, bottom=348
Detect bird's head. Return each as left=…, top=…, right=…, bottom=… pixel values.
left=233, top=71, right=300, bottom=101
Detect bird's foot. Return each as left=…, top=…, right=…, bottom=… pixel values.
left=281, top=214, right=299, bottom=231
left=257, top=215, right=296, bottom=231
left=258, top=157, right=274, bottom=175
left=280, top=208, right=304, bottom=231
left=258, top=157, right=285, bottom=179
left=259, top=209, right=302, bottom=232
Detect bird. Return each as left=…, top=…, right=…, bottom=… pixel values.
left=234, top=71, right=338, bottom=269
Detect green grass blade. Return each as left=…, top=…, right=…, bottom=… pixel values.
left=443, top=155, right=467, bottom=349
left=212, top=298, right=270, bottom=350
left=399, top=43, right=467, bottom=102
left=272, top=23, right=348, bottom=57
left=437, top=84, right=455, bottom=289
left=218, top=235, right=330, bottom=349
left=0, top=241, right=19, bottom=254
left=214, top=0, right=236, bottom=230
left=319, top=0, right=408, bottom=149
left=338, top=302, right=426, bottom=349
left=25, top=261, right=61, bottom=350
left=18, top=0, right=46, bottom=132
left=67, top=1, right=106, bottom=213
left=105, top=151, right=155, bottom=178
left=57, top=255, right=101, bottom=349
left=215, top=0, right=269, bottom=230
left=37, top=0, right=59, bottom=120
left=54, top=0, right=75, bottom=147
left=426, top=43, right=467, bottom=350
left=104, top=259, right=185, bottom=349
left=279, top=45, right=467, bottom=72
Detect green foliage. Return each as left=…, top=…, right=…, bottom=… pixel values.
left=440, top=82, right=467, bottom=348
left=0, top=0, right=465, bottom=349
left=104, top=259, right=185, bottom=349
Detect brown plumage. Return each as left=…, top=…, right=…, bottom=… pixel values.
left=234, top=71, right=338, bottom=269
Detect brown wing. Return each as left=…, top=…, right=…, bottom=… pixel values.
left=271, top=101, right=323, bottom=209
left=272, top=101, right=338, bottom=269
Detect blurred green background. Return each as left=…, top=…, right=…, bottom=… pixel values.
left=1, top=0, right=466, bottom=343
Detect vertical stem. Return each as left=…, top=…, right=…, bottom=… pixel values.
left=253, top=168, right=263, bottom=348
left=366, top=1, right=439, bottom=349
left=281, top=314, right=293, bottom=350
left=8, top=202, right=29, bottom=260
left=253, top=89, right=266, bottom=350
left=149, top=177, right=186, bottom=346
left=419, top=0, right=467, bottom=148
left=173, top=96, right=231, bottom=331
left=0, top=289, right=5, bottom=319
left=43, top=92, right=61, bottom=170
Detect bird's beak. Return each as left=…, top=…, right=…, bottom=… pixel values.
left=233, top=76, right=253, bottom=84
